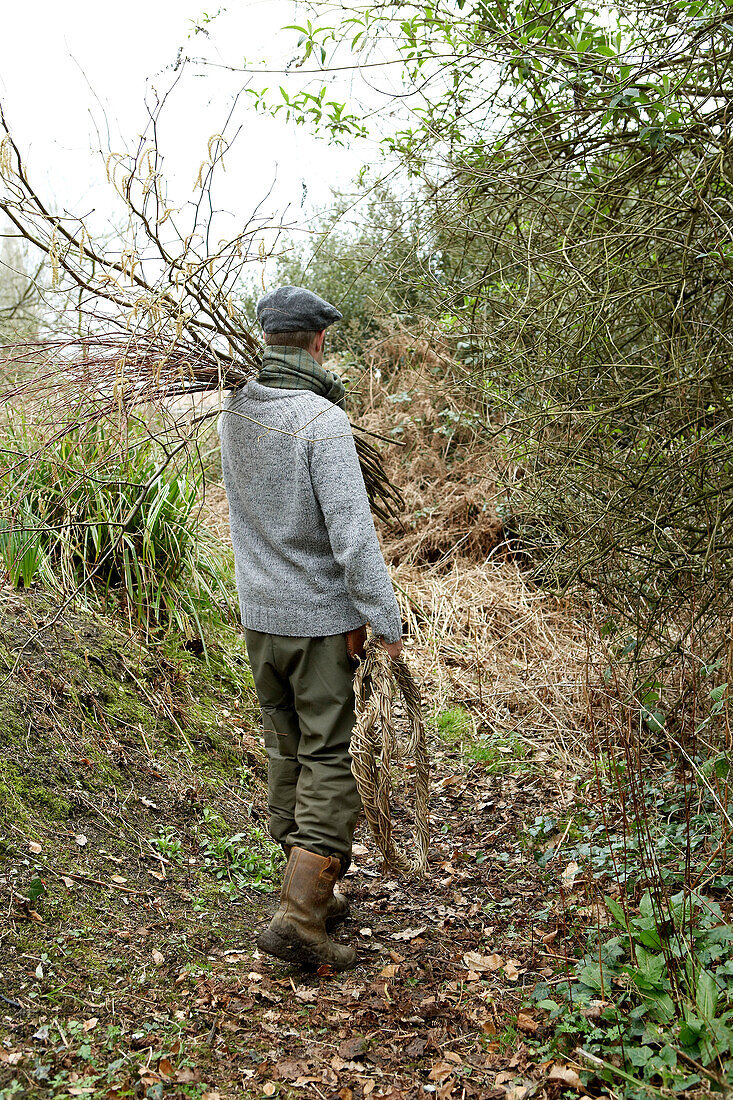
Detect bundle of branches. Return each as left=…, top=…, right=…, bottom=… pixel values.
left=0, top=97, right=402, bottom=529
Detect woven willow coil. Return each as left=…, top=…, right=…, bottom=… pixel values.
left=351, top=640, right=430, bottom=875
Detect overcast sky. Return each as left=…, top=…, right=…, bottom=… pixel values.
left=0, top=1, right=386, bottom=258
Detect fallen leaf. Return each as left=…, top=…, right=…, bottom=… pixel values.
left=110, top=875, right=127, bottom=885
left=61, top=876, right=75, bottom=889
left=503, top=1085, right=532, bottom=1100
left=548, top=1063, right=583, bottom=1089
left=390, top=926, right=426, bottom=941
left=379, top=964, right=399, bottom=978
left=158, top=1057, right=174, bottom=1078
left=338, top=1036, right=366, bottom=1060
left=274, top=1059, right=309, bottom=1081
left=504, top=960, right=521, bottom=981
left=516, top=1012, right=538, bottom=1034
left=293, top=987, right=317, bottom=1003
left=561, top=860, right=580, bottom=884
left=429, top=1060, right=455, bottom=1083
left=82, top=1017, right=98, bottom=1033
left=151, top=948, right=165, bottom=966
left=406, top=1037, right=427, bottom=1058
left=28, top=841, right=42, bottom=854
left=463, top=951, right=502, bottom=972
left=174, top=1067, right=201, bottom=1084
left=202, top=1092, right=221, bottom=1100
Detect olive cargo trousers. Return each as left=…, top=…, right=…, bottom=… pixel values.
left=244, top=629, right=362, bottom=871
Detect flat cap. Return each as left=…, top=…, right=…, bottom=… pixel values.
left=256, top=285, right=342, bottom=334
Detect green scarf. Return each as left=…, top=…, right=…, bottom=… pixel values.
left=257, top=346, right=346, bottom=410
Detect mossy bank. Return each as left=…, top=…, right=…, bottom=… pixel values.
left=0, top=586, right=283, bottom=1099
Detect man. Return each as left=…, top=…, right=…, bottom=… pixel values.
left=218, top=285, right=403, bottom=971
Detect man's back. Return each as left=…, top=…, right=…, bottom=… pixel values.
left=219, top=378, right=401, bottom=642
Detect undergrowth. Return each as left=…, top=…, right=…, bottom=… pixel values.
left=0, top=411, right=235, bottom=641
left=531, top=887, right=733, bottom=1097
left=524, top=661, right=732, bottom=1096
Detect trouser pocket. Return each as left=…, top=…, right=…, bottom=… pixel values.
left=261, top=706, right=300, bottom=741
left=260, top=708, right=300, bottom=847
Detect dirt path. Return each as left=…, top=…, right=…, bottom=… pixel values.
left=2, top=744, right=574, bottom=1100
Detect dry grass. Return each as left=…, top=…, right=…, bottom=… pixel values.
left=347, top=329, right=506, bottom=568
left=392, top=560, right=590, bottom=760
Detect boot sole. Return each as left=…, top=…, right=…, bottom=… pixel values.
left=256, top=926, right=356, bottom=971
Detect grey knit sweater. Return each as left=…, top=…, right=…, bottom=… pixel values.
left=218, top=379, right=402, bottom=643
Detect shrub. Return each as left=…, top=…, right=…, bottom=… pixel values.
left=0, top=411, right=235, bottom=639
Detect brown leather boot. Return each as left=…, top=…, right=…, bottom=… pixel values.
left=257, top=847, right=356, bottom=970
left=280, top=844, right=350, bottom=924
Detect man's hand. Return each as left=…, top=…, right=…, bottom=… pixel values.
left=378, top=637, right=403, bottom=659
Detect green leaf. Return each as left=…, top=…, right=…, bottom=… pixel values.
left=679, top=1019, right=704, bottom=1047
left=710, top=683, right=727, bottom=703
left=626, top=1044, right=654, bottom=1066
left=578, top=962, right=605, bottom=991
left=651, top=1044, right=677, bottom=1069
left=27, top=876, right=46, bottom=903
left=637, top=926, right=663, bottom=950
left=647, top=992, right=676, bottom=1023
left=642, top=707, right=666, bottom=734
left=605, top=895, right=630, bottom=930
left=696, top=969, right=719, bottom=1019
